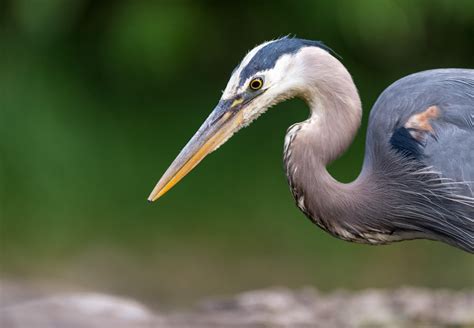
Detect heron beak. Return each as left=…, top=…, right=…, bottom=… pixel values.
left=148, top=98, right=245, bottom=202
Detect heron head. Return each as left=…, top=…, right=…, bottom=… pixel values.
left=148, top=37, right=334, bottom=201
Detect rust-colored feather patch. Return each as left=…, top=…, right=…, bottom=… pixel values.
left=405, top=106, right=439, bottom=141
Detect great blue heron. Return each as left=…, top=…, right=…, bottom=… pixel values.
left=148, top=37, right=474, bottom=253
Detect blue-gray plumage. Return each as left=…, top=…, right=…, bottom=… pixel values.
left=362, top=69, right=474, bottom=251
left=148, top=37, right=474, bottom=253
left=382, top=69, right=474, bottom=192
left=380, top=70, right=474, bottom=198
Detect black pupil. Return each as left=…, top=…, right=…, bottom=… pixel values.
left=251, top=79, right=261, bottom=89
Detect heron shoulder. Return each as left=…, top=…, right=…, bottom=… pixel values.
left=366, top=69, right=474, bottom=141
left=366, top=68, right=474, bottom=198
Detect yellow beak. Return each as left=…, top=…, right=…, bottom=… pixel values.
left=147, top=105, right=244, bottom=202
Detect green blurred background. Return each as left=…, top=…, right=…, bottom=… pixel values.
left=1, top=0, right=473, bottom=307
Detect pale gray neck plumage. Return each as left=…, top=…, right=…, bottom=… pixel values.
left=284, top=48, right=381, bottom=241
left=283, top=50, right=474, bottom=249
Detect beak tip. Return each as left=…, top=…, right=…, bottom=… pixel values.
left=148, top=186, right=164, bottom=202
left=147, top=193, right=159, bottom=202
left=148, top=180, right=164, bottom=203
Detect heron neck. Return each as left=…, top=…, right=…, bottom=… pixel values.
left=284, top=59, right=374, bottom=238
left=299, top=55, right=362, bottom=166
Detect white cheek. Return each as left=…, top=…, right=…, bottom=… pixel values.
left=241, top=76, right=301, bottom=125
left=242, top=97, right=267, bottom=121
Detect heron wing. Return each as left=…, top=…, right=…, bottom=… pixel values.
left=369, top=69, right=474, bottom=198
left=364, top=69, right=474, bottom=250
left=424, top=103, right=474, bottom=197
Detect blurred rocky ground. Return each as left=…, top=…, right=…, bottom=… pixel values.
left=1, top=280, right=473, bottom=328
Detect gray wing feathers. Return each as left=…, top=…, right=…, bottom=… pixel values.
left=368, top=69, right=474, bottom=197
left=365, top=69, right=474, bottom=251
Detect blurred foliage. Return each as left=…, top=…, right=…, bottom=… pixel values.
left=0, top=0, right=473, bottom=306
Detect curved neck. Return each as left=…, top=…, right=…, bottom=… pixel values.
left=296, top=48, right=362, bottom=165
left=282, top=49, right=472, bottom=248
left=284, top=49, right=373, bottom=240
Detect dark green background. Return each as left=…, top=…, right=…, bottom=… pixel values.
left=1, top=0, right=473, bottom=306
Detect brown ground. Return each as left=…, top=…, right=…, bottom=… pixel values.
left=1, top=280, right=473, bottom=328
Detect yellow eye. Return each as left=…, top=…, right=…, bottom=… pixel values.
left=249, top=77, right=263, bottom=90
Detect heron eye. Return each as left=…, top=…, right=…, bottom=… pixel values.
left=249, top=77, right=263, bottom=91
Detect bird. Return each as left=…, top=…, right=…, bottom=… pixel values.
left=148, top=37, right=474, bottom=253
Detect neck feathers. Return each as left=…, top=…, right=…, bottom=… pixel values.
left=284, top=47, right=371, bottom=240
left=282, top=48, right=473, bottom=250
left=291, top=47, right=362, bottom=165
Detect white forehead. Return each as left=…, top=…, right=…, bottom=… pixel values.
left=222, top=40, right=274, bottom=99
left=220, top=39, right=333, bottom=100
